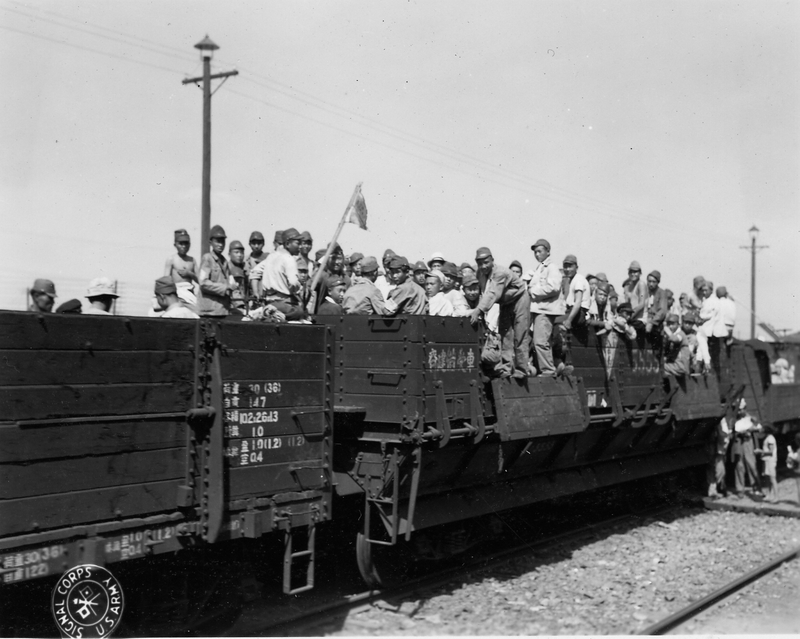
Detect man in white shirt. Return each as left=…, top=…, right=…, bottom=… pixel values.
left=716, top=286, right=736, bottom=343
left=249, top=227, right=306, bottom=320
left=154, top=277, right=200, bottom=319
left=561, top=254, right=590, bottom=333
left=528, top=238, right=564, bottom=377
left=425, top=270, right=454, bottom=316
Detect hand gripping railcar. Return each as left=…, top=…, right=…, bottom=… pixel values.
left=1, top=310, right=798, bottom=595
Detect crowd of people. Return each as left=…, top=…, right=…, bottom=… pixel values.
left=28, top=225, right=744, bottom=380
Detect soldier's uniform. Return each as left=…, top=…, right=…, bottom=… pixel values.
left=244, top=231, right=268, bottom=277
left=198, top=225, right=234, bottom=317
left=342, top=257, right=392, bottom=315
left=387, top=256, right=428, bottom=315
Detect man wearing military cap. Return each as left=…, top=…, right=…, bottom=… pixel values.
left=55, top=299, right=82, bottom=314
left=528, top=238, right=563, bottom=377
left=227, top=240, right=249, bottom=314
left=154, top=276, right=199, bottom=319
left=316, top=277, right=346, bottom=315
left=164, top=229, right=199, bottom=310
left=411, top=260, right=428, bottom=288
left=249, top=227, right=307, bottom=320
left=375, top=249, right=397, bottom=299
left=440, top=262, right=470, bottom=317
left=297, top=231, right=314, bottom=275
left=342, top=256, right=393, bottom=315
left=462, top=273, right=481, bottom=309
left=198, top=224, right=235, bottom=316
left=245, top=231, right=267, bottom=277
left=29, top=278, right=56, bottom=313
left=348, top=252, right=364, bottom=278
left=387, top=255, right=427, bottom=315
left=622, top=260, right=647, bottom=321
left=84, top=277, right=119, bottom=315
left=472, top=247, right=531, bottom=379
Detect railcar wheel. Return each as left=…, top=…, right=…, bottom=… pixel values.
left=355, top=533, right=412, bottom=588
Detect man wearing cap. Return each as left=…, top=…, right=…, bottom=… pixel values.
left=621, top=261, right=647, bottom=321
left=316, top=277, right=346, bottom=315
left=440, top=262, right=470, bottom=317
left=561, top=254, right=590, bottom=333
left=227, top=240, right=248, bottom=314
left=154, top=277, right=200, bottom=319
left=163, top=229, right=199, bottom=310
left=412, top=260, right=429, bottom=288
left=425, top=270, right=455, bottom=316
left=250, top=227, right=306, bottom=320
left=472, top=247, right=531, bottom=379
left=198, top=225, right=236, bottom=316
left=342, top=257, right=393, bottom=315
left=637, top=270, right=668, bottom=343
left=428, top=252, right=446, bottom=271
left=297, top=231, right=314, bottom=274
left=588, top=281, right=613, bottom=332
left=84, top=277, right=119, bottom=315
left=462, top=273, right=481, bottom=310
left=375, top=249, right=397, bottom=299
left=29, top=278, right=57, bottom=313
left=244, top=231, right=267, bottom=277
left=272, top=230, right=284, bottom=252
left=55, top=299, right=82, bottom=314
left=509, top=260, right=524, bottom=278
left=388, top=255, right=428, bottom=315
left=528, top=239, right=563, bottom=377
left=348, top=252, right=364, bottom=278
left=460, top=263, right=477, bottom=282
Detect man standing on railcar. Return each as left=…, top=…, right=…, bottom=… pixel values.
left=198, top=225, right=235, bottom=317
left=528, top=239, right=563, bottom=377
left=622, top=261, right=647, bottom=321
left=471, top=247, right=531, bottom=379
left=28, top=278, right=56, bottom=313
left=244, top=231, right=267, bottom=277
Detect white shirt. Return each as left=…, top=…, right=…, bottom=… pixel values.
left=162, top=302, right=200, bottom=319
left=375, top=274, right=395, bottom=300
left=249, top=246, right=300, bottom=296
left=428, top=292, right=454, bottom=317
left=566, top=273, right=591, bottom=310
left=443, top=288, right=470, bottom=317
left=528, top=256, right=564, bottom=315
left=718, top=297, right=736, bottom=330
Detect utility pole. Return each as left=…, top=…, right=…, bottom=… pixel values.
left=739, top=225, right=768, bottom=340
left=182, top=36, right=238, bottom=254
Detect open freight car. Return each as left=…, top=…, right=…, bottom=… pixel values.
left=0, top=311, right=332, bottom=596
left=319, top=316, right=764, bottom=585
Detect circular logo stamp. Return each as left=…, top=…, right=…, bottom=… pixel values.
left=51, top=564, right=124, bottom=638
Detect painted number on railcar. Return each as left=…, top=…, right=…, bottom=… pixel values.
left=1, top=545, right=65, bottom=583
left=223, top=381, right=283, bottom=408
left=225, top=435, right=306, bottom=467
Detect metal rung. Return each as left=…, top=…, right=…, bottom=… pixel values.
left=283, top=524, right=315, bottom=595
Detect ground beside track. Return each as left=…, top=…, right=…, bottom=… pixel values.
left=320, top=504, right=800, bottom=635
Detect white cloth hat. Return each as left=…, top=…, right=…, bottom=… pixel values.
left=86, top=277, right=119, bottom=298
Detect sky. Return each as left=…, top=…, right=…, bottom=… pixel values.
left=1, top=0, right=798, bottom=337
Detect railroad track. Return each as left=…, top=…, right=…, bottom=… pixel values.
left=229, top=504, right=685, bottom=636
left=640, top=544, right=800, bottom=635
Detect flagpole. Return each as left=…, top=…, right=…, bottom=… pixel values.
left=308, top=182, right=363, bottom=296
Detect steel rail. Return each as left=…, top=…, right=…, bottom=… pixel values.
left=235, top=504, right=680, bottom=636
left=639, top=544, right=800, bottom=635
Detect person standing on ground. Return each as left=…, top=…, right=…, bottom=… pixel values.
left=707, top=413, right=732, bottom=498
left=755, top=426, right=778, bottom=502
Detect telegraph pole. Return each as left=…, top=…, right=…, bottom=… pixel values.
left=739, top=225, right=768, bottom=340
left=182, top=36, right=238, bottom=254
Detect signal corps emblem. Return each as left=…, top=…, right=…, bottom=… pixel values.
left=51, top=564, right=124, bottom=638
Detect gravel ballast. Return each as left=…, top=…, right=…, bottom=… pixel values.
left=330, top=505, right=800, bottom=635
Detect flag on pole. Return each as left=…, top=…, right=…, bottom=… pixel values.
left=344, top=188, right=368, bottom=230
